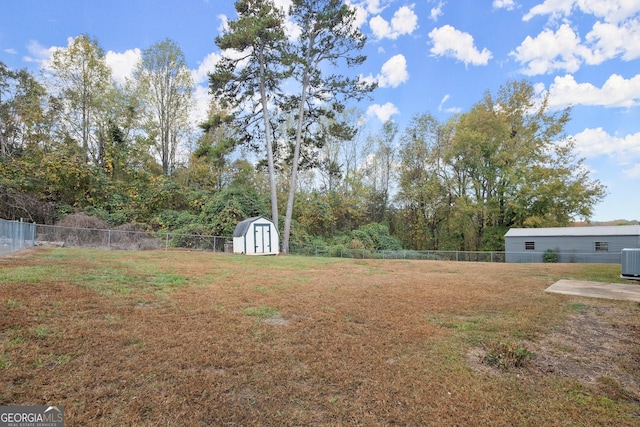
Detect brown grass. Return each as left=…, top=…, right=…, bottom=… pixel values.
left=1, top=248, right=639, bottom=426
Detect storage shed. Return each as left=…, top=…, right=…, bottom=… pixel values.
left=232, top=216, right=280, bottom=255
left=504, top=225, right=640, bottom=263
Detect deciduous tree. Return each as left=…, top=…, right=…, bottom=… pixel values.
left=135, top=38, right=193, bottom=176
left=47, top=35, right=112, bottom=164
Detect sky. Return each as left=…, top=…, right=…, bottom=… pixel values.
left=1, top=0, right=639, bottom=222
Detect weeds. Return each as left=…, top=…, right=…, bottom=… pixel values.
left=0, top=353, right=9, bottom=369
left=5, top=299, right=21, bottom=308
left=35, top=326, right=51, bottom=338
left=482, top=340, right=535, bottom=369
left=244, top=306, right=278, bottom=318
left=568, top=303, right=590, bottom=313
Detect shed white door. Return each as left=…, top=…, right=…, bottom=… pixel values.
left=253, top=224, right=271, bottom=254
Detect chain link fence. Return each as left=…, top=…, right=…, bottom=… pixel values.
left=2, top=219, right=624, bottom=264
left=0, top=218, right=37, bottom=255
left=34, top=224, right=230, bottom=252
left=288, top=242, right=507, bottom=262
left=288, top=242, right=622, bottom=263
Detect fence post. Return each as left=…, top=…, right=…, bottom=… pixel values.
left=11, top=221, right=16, bottom=252
left=165, top=233, right=169, bottom=251
left=19, top=219, right=23, bottom=249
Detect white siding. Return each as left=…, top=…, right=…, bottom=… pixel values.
left=232, top=217, right=280, bottom=255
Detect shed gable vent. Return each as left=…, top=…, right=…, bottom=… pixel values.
left=621, top=248, right=640, bottom=278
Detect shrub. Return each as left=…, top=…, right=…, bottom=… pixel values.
left=543, top=248, right=559, bottom=263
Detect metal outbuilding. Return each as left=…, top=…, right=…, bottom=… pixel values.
left=504, top=225, right=640, bottom=263
left=232, top=216, right=280, bottom=255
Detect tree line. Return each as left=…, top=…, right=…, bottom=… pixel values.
left=0, top=0, right=605, bottom=253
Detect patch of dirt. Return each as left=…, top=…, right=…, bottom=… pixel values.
left=469, top=305, right=640, bottom=398
left=262, top=313, right=291, bottom=326
left=532, top=306, right=640, bottom=395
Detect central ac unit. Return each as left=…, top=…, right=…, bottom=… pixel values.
left=621, top=248, right=640, bottom=280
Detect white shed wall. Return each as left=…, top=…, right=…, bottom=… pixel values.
left=232, top=217, right=280, bottom=255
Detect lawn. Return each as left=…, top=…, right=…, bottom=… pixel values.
left=1, top=248, right=639, bottom=426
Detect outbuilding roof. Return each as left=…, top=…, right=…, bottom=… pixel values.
left=233, top=216, right=266, bottom=238
left=505, top=225, right=640, bottom=238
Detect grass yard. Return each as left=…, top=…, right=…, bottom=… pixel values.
left=1, top=248, right=639, bottom=426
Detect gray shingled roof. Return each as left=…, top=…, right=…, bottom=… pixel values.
left=505, top=225, right=640, bottom=238
left=233, top=216, right=266, bottom=238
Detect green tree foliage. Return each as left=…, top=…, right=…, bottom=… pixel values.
left=362, top=120, right=397, bottom=223
left=0, top=63, right=48, bottom=157
left=47, top=35, right=113, bottom=164
left=449, top=81, right=605, bottom=249
left=351, top=222, right=402, bottom=250
left=134, top=38, right=193, bottom=176
left=396, top=114, right=456, bottom=250
left=281, top=0, right=376, bottom=253
left=394, top=81, right=606, bottom=251
left=184, top=101, right=239, bottom=192
left=209, top=0, right=288, bottom=227
left=199, top=186, right=268, bottom=236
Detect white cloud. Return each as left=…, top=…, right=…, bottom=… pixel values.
left=191, top=52, right=222, bottom=85
left=380, top=54, right=408, bottom=87
left=348, top=2, right=369, bottom=28
left=523, top=0, right=574, bottom=22
left=428, top=25, right=492, bottom=66
left=370, top=5, right=418, bottom=40
left=438, top=94, right=461, bottom=113
left=356, top=0, right=388, bottom=15
left=578, top=0, right=640, bottom=24
left=624, top=163, right=640, bottom=179
left=524, top=0, right=640, bottom=24
left=4, top=48, right=17, bottom=55
left=272, top=0, right=292, bottom=12
left=510, top=23, right=592, bottom=75
left=586, top=19, right=640, bottom=63
left=546, top=73, right=640, bottom=110
left=493, top=0, right=515, bottom=10
left=430, top=1, right=444, bottom=21
left=192, top=84, right=212, bottom=126
left=370, top=15, right=393, bottom=39
left=367, top=102, right=399, bottom=122
left=105, top=48, right=141, bottom=84
left=217, top=14, right=229, bottom=34
left=572, top=128, right=640, bottom=179
left=362, top=54, right=408, bottom=88
left=24, top=39, right=55, bottom=64
left=516, top=2, right=640, bottom=74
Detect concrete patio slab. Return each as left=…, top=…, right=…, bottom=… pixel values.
left=545, top=279, right=640, bottom=302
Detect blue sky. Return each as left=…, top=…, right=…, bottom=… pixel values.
left=1, top=0, right=639, bottom=221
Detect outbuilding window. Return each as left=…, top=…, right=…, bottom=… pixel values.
left=525, top=241, right=535, bottom=250
left=595, top=242, right=609, bottom=253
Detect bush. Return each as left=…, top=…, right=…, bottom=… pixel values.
left=543, top=248, right=559, bottom=263
left=482, top=341, right=535, bottom=369
left=351, top=223, right=402, bottom=250
left=56, top=212, right=109, bottom=229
